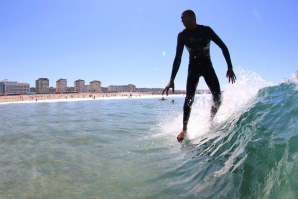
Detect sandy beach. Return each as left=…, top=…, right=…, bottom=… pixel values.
left=0, top=92, right=181, bottom=104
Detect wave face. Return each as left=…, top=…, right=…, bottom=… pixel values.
left=161, top=81, right=298, bottom=199
left=233, top=82, right=298, bottom=199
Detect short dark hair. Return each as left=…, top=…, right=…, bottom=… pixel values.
left=182, top=9, right=196, bottom=19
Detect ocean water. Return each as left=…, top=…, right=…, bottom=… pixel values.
left=1, top=71, right=298, bottom=199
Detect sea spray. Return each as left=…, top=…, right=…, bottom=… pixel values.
left=160, top=69, right=273, bottom=141
left=290, top=71, right=298, bottom=87
left=214, top=68, right=273, bottom=124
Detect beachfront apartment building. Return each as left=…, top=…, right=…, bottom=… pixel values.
left=56, top=79, right=67, bottom=93
left=0, top=80, right=30, bottom=95
left=90, top=80, right=101, bottom=93
left=108, top=84, right=136, bottom=92
left=74, top=79, right=85, bottom=93
left=35, top=78, right=49, bottom=94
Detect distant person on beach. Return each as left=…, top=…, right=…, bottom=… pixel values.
left=162, top=9, right=236, bottom=142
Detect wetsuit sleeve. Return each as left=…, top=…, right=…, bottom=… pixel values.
left=208, top=27, right=233, bottom=69
left=170, top=33, right=184, bottom=81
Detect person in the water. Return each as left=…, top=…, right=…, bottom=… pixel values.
left=162, top=9, right=236, bottom=142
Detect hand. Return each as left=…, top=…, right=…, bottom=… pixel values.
left=177, top=130, right=186, bottom=142
left=226, top=68, right=236, bottom=84
left=162, top=80, right=175, bottom=96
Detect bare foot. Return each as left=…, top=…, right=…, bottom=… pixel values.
left=177, top=130, right=186, bottom=142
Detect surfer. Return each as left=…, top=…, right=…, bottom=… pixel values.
left=162, top=9, right=236, bottom=142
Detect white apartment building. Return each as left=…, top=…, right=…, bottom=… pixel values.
left=36, top=78, right=49, bottom=94
left=90, top=80, right=101, bottom=93
left=0, top=80, right=30, bottom=95
left=108, top=84, right=136, bottom=92
left=56, top=79, right=67, bottom=93
left=74, top=79, right=85, bottom=93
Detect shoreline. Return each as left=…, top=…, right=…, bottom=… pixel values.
left=0, top=92, right=184, bottom=105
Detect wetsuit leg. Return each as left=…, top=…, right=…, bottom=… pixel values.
left=183, top=65, right=200, bottom=130
left=202, top=63, right=221, bottom=118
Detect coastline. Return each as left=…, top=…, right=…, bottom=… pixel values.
left=0, top=92, right=184, bottom=105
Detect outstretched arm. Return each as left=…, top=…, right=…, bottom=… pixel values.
left=170, top=33, right=184, bottom=81
left=162, top=33, right=184, bottom=95
left=209, top=27, right=236, bottom=83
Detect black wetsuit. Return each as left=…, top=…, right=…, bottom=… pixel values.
left=170, top=25, right=233, bottom=128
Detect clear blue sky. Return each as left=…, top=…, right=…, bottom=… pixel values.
left=1, top=0, right=298, bottom=89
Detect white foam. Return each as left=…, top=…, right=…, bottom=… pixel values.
left=214, top=68, right=273, bottom=124
left=186, top=94, right=214, bottom=139
left=160, top=68, right=273, bottom=141
left=290, top=71, right=298, bottom=87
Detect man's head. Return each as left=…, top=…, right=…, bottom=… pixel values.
left=181, top=9, right=196, bottom=29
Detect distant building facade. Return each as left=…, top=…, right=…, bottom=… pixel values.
left=66, top=87, right=75, bottom=92
left=0, top=80, right=30, bottom=95
left=74, top=79, right=85, bottom=93
left=108, top=84, right=136, bottom=92
left=49, top=87, right=56, bottom=94
left=30, top=87, right=36, bottom=93
left=101, top=87, right=108, bottom=93
left=85, top=85, right=90, bottom=92
left=35, top=78, right=49, bottom=94
left=90, top=80, right=101, bottom=93
left=56, top=79, right=67, bottom=93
